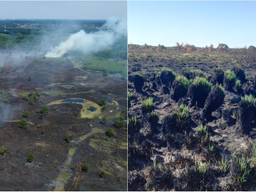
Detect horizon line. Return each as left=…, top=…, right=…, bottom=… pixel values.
left=128, top=42, right=255, bottom=49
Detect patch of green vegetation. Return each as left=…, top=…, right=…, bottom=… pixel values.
left=195, top=124, right=207, bottom=134
left=98, top=160, right=114, bottom=178
left=26, top=152, right=34, bottom=163
left=22, top=111, right=30, bottom=118
left=128, top=91, right=133, bottom=98
left=141, top=97, right=154, bottom=111
left=149, top=112, right=159, bottom=122
left=235, top=79, right=242, bottom=89
left=22, top=91, right=40, bottom=105
left=175, top=75, right=190, bottom=88
left=68, top=147, right=77, bottom=156
left=89, top=137, right=116, bottom=154
left=232, top=155, right=251, bottom=184
left=196, top=161, right=209, bottom=174
left=241, top=94, right=256, bottom=105
left=192, top=76, right=212, bottom=88
left=113, top=114, right=125, bottom=128
left=195, top=124, right=209, bottom=143
left=0, top=145, right=8, bottom=156
left=105, top=128, right=116, bottom=137
left=74, top=55, right=127, bottom=78
left=251, top=142, right=256, bottom=166
left=176, top=104, right=189, bottom=121
left=38, top=106, right=49, bottom=115
left=225, top=69, right=236, bottom=81
left=17, top=119, right=28, bottom=129
left=183, top=67, right=206, bottom=78
left=208, top=142, right=215, bottom=152
left=129, top=116, right=138, bottom=127
left=219, top=158, right=229, bottom=173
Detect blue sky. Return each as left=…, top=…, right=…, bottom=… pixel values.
left=0, top=1, right=126, bottom=20
left=128, top=1, right=256, bottom=48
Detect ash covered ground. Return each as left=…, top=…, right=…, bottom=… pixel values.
left=0, top=20, right=127, bottom=190
left=128, top=44, right=256, bottom=191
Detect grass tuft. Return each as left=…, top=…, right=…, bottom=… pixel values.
left=175, top=75, right=190, bottom=88
left=225, top=69, right=236, bottom=81
left=192, top=76, right=212, bottom=88
left=241, top=94, right=256, bottom=105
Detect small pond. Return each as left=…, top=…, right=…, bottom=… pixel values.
left=87, top=106, right=97, bottom=112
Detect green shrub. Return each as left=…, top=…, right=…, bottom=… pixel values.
left=17, top=119, right=28, bottom=129
left=193, top=76, right=212, bottom=88
left=252, top=142, right=256, bottom=166
left=39, top=106, right=49, bottom=114
left=113, top=115, right=125, bottom=128
left=129, top=116, right=139, bottom=128
left=195, top=124, right=207, bottom=134
left=195, top=124, right=209, bottom=142
left=175, top=75, right=190, bottom=88
left=241, top=94, right=256, bottom=105
left=22, top=111, right=29, bottom=118
left=219, top=158, right=229, bottom=173
left=128, top=91, right=134, bottom=98
left=142, top=97, right=154, bottom=111
left=208, top=142, right=215, bottom=152
left=23, top=91, right=40, bottom=105
left=105, top=128, right=115, bottom=137
left=183, top=68, right=206, bottom=78
left=129, top=116, right=137, bottom=125
left=176, top=104, right=189, bottom=121
left=232, top=154, right=251, bottom=184
left=0, top=145, right=8, bottom=156
left=196, top=161, right=209, bottom=174
left=26, top=152, right=34, bottom=163
left=225, top=70, right=236, bottom=81
left=235, top=79, right=242, bottom=89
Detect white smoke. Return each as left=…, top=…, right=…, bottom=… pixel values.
left=45, top=19, right=125, bottom=58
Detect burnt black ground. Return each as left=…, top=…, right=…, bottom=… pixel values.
left=128, top=44, right=256, bottom=191
left=0, top=57, right=127, bottom=190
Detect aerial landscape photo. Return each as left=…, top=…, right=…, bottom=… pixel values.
left=0, top=1, right=127, bottom=190
left=128, top=1, right=256, bottom=191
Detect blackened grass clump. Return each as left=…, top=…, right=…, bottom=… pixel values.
left=224, top=70, right=236, bottom=91
left=171, top=75, right=190, bottom=101
left=202, top=85, right=225, bottom=120
left=188, top=77, right=212, bottom=108
left=142, top=97, right=154, bottom=113
left=239, top=94, right=256, bottom=134
left=159, top=68, right=176, bottom=87
left=130, top=73, right=145, bottom=93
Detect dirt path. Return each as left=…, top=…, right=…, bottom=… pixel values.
left=52, top=127, right=104, bottom=191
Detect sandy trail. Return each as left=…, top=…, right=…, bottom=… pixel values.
left=52, top=127, right=104, bottom=191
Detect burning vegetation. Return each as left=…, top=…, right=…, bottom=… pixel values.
left=0, top=20, right=127, bottom=190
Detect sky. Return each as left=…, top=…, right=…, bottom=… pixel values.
left=128, top=1, right=256, bottom=48
left=0, top=1, right=126, bottom=20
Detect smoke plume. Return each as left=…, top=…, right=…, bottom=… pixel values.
left=45, top=19, right=125, bottom=58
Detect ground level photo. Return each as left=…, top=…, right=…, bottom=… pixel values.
left=128, top=1, right=256, bottom=191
